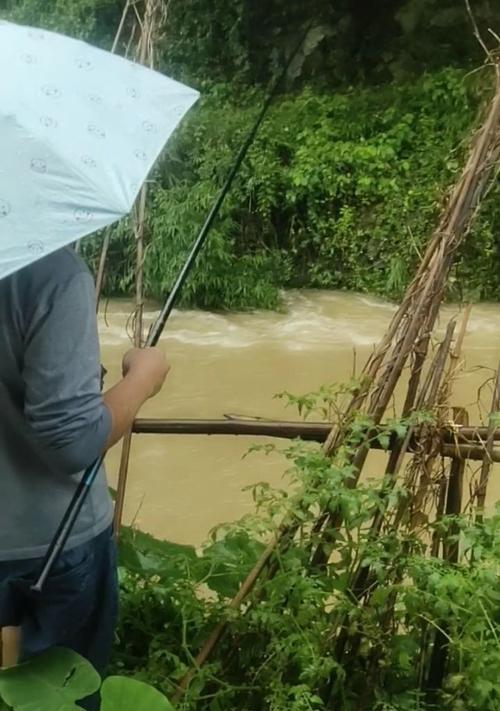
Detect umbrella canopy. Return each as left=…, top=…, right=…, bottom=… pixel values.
left=0, top=20, right=199, bottom=280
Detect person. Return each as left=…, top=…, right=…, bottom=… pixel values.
left=0, top=246, right=169, bottom=706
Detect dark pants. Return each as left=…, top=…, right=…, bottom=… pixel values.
left=0, top=527, right=118, bottom=710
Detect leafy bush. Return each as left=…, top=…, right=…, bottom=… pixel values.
left=111, top=393, right=500, bottom=709
left=84, top=68, right=500, bottom=309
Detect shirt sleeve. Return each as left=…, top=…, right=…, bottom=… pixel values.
left=22, top=270, right=111, bottom=475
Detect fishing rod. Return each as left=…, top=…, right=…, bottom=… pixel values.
left=32, top=25, right=311, bottom=593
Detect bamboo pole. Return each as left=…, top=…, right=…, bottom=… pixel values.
left=429, top=304, right=472, bottom=554
left=113, top=209, right=149, bottom=536
left=171, top=534, right=280, bottom=700
left=0, top=628, right=21, bottom=668
left=331, top=313, right=470, bottom=709
left=424, top=409, right=468, bottom=697
left=131, top=417, right=500, bottom=461
left=328, top=326, right=457, bottom=693
left=113, top=0, right=163, bottom=537
left=475, top=363, right=500, bottom=516
left=94, top=0, right=134, bottom=303
left=132, top=416, right=500, bottom=447
left=444, top=408, right=468, bottom=563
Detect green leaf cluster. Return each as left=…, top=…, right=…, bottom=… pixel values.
left=0, top=648, right=175, bottom=711
left=108, top=392, right=500, bottom=710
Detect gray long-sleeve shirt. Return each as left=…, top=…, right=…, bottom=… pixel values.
left=0, top=247, right=113, bottom=560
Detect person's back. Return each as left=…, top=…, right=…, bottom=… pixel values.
left=0, top=247, right=169, bottom=709
left=0, top=247, right=113, bottom=559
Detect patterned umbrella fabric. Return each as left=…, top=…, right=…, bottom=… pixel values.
left=0, top=20, right=199, bottom=279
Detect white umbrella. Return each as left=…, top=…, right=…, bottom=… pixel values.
left=0, top=20, right=199, bottom=279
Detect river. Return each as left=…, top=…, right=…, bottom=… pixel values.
left=99, top=291, right=500, bottom=546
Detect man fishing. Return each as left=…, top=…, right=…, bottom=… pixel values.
left=0, top=246, right=169, bottom=696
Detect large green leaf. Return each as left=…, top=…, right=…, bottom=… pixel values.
left=202, top=531, right=265, bottom=597
left=0, top=648, right=100, bottom=711
left=118, top=527, right=203, bottom=583
left=100, top=677, right=175, bottom=711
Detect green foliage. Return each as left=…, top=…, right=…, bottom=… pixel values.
left=0, top=648, right=175, bottom=711
left=87, top=68, right=499, bottom=308
left=0, top=0, right=119, bottom=44
left=100, top=676, right=175, bottom=711
left=154, top=69, right=497, bottom=304
left=111, top=388, right=500, bottom=710
left=452, top=180, right=500, bottom=301
left=118, top=0, right=500, bottom=86
left=0, top=648, right=99, bottom=711
left=162, top=0, right=500, bottom=86
left=145, top=180, right=289, bottom=310
left=2, top=0, right=499, bottom=309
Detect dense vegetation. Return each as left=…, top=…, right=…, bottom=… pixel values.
left=1, top=0, right=499, bottom=308
left=2, top=396, right=499, bottom=711
left=109, top=410, right=500, bottom=710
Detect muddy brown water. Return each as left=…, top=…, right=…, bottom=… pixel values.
left=99, top=291, right=500, bottom=546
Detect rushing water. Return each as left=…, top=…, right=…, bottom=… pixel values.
left=99, top=291, right=500, bottom=546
